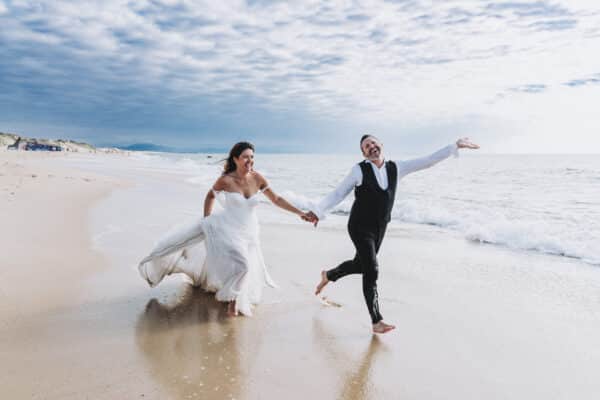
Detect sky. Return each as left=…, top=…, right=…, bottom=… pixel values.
left=1, top=0, right=600, bottom=153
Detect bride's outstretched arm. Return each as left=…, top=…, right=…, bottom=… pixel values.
left=263, top=187, right=306, bottom=217
left=255, top=173, right=309, bottom=219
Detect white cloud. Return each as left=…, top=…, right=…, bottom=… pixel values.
left=1, top=0, right=600, bottom=151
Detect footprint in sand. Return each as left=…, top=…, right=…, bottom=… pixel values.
left=318, top=296, right=342, bottom=308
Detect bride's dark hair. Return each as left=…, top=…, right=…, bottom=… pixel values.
left=223, top=141, right=255, bottom=175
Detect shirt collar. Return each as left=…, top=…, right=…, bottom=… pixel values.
left=365, top=158, right=387, bottom=170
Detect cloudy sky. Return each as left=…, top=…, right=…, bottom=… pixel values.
left=1, top=0, right=600, bottom=153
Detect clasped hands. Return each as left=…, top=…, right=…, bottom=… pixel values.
left=300, top=211, right=319, bottom=227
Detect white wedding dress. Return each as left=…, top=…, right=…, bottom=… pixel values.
left=138, top=189, right=276, bottom=316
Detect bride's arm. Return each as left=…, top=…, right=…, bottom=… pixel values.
left=204, top=176, right=228, bottom=217
left=255, top=173, right=306, bottom=218
left=203, top=191, right=215, bottom=217
left=263, top=187, right=306, bottom=216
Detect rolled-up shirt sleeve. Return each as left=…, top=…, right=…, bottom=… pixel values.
left=394, top=143, right=458, bottom=179
left=312, top=164, right=361, bottom=220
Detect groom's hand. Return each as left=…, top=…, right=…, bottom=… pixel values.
left=456, top=137, right=479, bottom=149
left=302, top=211, right=319, bottom=227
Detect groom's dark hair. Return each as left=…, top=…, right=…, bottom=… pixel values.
left=360, top=134, right=379, bottom=146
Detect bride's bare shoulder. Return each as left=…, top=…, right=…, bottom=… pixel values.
left=212, top=174, right=233, bottom=191
left=251, top=171, right=268, bottom=187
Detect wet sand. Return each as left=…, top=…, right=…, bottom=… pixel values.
left=2, top=151, right=600, bottom=399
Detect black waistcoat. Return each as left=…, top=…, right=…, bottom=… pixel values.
left=348, top=160, right=398, bottom=229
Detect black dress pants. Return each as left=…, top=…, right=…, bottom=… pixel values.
left=326, top=222, right=387, bottom=324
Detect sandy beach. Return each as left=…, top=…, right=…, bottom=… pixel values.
left=2, top=151, right=600, bottom=400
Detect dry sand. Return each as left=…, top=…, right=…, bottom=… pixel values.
left=0, top=151, right=122, bottom=320
left=2, top=151, right=600, bottom=399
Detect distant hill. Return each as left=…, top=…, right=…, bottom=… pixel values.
left=0, top=132, right=19, bottom=147
left=117, top=143, right=176, bottom=152
left=116, top=143, right=229, bottom=153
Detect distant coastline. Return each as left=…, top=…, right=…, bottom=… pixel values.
left=1, top=132, right=124, bottom=154
left=2, top=133, right=238, bottom=154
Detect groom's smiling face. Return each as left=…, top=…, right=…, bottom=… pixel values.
left=361, top=136, right=383, bottom=160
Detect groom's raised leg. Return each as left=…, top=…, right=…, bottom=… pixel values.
left=316, top=258, right=359, bottom=295
left=315, top=270, right=329, bottom=295
left=316, top=256, right=361, bottom=295
left=326, top=256, right=361, bottom=281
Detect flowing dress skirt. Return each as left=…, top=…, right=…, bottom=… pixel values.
left=138, top=210, right=276, bottom=316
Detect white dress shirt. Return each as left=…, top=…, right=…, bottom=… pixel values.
left=312, top=143, right=459, bottom=219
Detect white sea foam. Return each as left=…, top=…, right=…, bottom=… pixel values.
left=464, top=219, right=599, bottom=264
left=394, top=200, right=600, bottom=265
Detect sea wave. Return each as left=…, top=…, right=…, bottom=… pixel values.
left=392, top=200, right=600, bottom=265
left=464, top=220, right=599, bottom=265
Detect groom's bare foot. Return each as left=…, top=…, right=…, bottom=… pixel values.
left=315, top=270, right=329, bottom=295
left=227, top=301, right=238, bottom=317
left=372, top=321, right=396, bottom=334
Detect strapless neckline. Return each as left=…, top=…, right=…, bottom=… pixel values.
left=220, top=190, right=261, bottom=200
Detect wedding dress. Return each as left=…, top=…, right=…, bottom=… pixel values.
left=138, top=188, right=276, bottom=316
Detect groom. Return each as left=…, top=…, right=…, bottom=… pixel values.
left=306, top=135, right=479, bottom=334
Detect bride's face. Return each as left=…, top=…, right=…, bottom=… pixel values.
left=234, top=149, right=254, bottom=174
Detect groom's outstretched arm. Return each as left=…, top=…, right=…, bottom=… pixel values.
left=395, top=138, right=479, bottom=179
left=394, top=143, right=459, bottom=179
left=310, top=164, right=361, bottom=221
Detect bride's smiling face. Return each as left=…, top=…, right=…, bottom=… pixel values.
left=234, top=149, right=254, bottom=174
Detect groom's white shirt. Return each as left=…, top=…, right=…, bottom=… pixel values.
left=312, top=143, right=459, bottom=220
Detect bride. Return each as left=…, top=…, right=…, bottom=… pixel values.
left=139, top=142, right=314, bottom=316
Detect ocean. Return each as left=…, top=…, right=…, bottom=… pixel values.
left=61, top=151, right=600, bottom=267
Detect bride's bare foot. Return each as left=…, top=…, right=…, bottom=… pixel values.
left=372, top=321, right=396, bottom=334
left=227, top=301, right=238, bottom=317
left=315, top=270, right=329, bottom=295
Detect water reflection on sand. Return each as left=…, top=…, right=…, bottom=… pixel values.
left=136, top=285, right=244, bottom=400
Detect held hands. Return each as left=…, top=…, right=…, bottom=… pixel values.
left=301, top=211, right=319, bottom=227
left=456, top=137, right=480, bottom=149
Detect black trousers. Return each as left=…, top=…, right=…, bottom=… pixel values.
left=326, top=222, right=387, bottom=324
